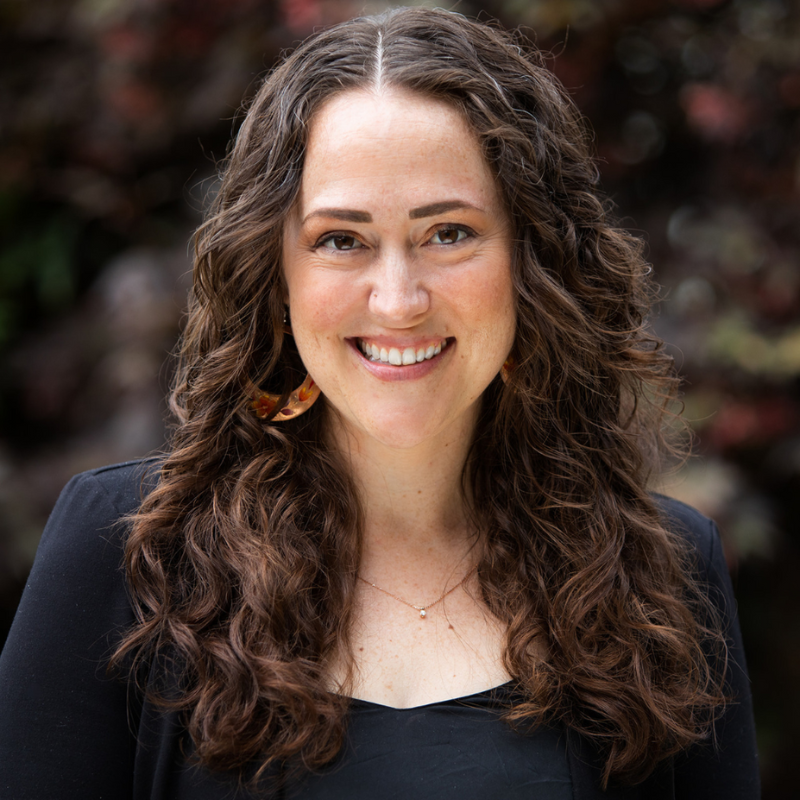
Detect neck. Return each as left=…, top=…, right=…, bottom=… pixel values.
left=328, top=409, right=480, bottom=578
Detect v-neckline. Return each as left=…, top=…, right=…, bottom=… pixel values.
left=343, top=680, right=517, bottom=711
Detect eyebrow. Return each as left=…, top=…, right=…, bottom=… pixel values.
left=409, top=200, right=479, bottom=219
left=302, top=209, right=372, bottom=224
left=302, top=200, right=481, bottom=226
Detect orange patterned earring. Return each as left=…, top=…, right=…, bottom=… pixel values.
left=249, top=307, right=321, bottom=422
left=250, top=374, right=320, bottom=421
left=501, top=355, right=515, bottom=385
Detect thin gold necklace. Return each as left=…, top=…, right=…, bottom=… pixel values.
left=357, top=565, right=478, bottom=619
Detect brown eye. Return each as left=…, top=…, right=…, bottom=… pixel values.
left=319, top=234, right=362, bottom=251
left=431, top=227, right=468, bottom=245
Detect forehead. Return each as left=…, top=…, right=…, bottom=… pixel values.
left=297, top=88, right=501, bottom=212
left=309, top=87, right=471, bottom=144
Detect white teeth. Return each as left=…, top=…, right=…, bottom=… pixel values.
left=358, top=339, right=449, bottom=364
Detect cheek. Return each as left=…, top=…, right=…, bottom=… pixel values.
left=456, top=261, right=516, bottom=347
left=289, top=275, right=356, bottom=347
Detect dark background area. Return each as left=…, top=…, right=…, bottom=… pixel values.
left=1, top=0, right=798, bottom=795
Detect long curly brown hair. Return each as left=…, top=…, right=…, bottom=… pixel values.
left=113, top=7, right=727, bottom=789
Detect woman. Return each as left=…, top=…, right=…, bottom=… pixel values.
left=0, top=7, right=758, bottom=798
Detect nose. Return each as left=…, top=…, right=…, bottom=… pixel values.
left=367, top=249, right=430, bottom=324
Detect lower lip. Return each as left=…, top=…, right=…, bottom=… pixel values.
left=348, top=339, right=454, bottom=382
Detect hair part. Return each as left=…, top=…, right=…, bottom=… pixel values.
left=112, top=7, right=727, bottom=789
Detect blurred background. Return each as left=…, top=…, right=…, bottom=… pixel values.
left=0, top=0, right=797, bottom=794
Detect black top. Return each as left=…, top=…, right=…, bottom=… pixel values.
left=0, top=460, right=760, bottom=799
left=286, top=683, right=571, bottom=800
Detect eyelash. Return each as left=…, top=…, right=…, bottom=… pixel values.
left=314, top=225, right=475, bottom=252
left=428, top=225, right=473, bottom=245
left=315, top=233, right=363, bottom=251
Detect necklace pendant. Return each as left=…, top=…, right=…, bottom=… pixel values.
left=419, top=609, right=427, bottom=618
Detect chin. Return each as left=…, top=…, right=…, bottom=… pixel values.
left=340, top=399, right=480, bottom=452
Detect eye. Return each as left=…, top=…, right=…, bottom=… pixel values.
left=317, top=233, right=363, bottom=251
left=429, top=226, right=470, bottom=245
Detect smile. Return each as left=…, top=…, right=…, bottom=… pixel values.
left=357, top=338, right=449, bottom=366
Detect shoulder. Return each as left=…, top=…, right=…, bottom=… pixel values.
left=7, top=457, right=163, bottom=665
left=649, top=493, right=739, bottom=646
left=58, top=456, right=162, bottom=519
left=49, top=457, right=161, bottom=531
left=649, top=494, right=736, bottom=633
left=32, top=457, right=162, bottom=577
left=650, top=493, right=720, bottom=580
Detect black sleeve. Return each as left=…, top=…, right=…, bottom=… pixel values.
left=661, top=500, right=761, bottom=799
left=0, top=470, right=140, bottom=799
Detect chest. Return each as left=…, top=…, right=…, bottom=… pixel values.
left=338, top=582, right=511, bottom=709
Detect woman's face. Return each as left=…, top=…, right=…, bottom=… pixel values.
left=282, top=88, right=515, bottom=451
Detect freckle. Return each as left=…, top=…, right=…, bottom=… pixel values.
left=359, top=647, right=364, bottom=651
left=417, top=490, right=422, bottom=494
left=448, top=623, right=454, bottom=630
